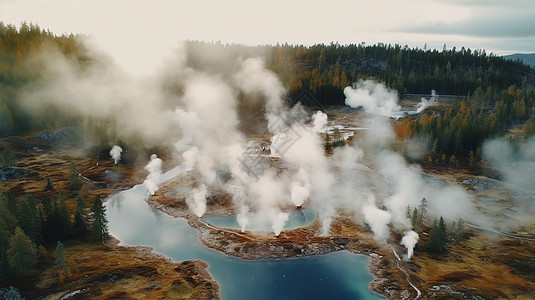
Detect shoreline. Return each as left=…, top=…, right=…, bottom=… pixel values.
left=148, top=196, right=418, bottom=300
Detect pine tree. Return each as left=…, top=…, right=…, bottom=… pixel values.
left=6, top=193, right=18, bottom=220
left=73, top=194, right=86, bottom=235
left=0, top=195, right=18, bottom=250
left=55, top=241, right=69, bottom=278
left=426, top=219, right=440, bottom=253
left=453, top=218, right=465, bottom=244
left=0, top=246, right=9, bottom=281
left=68, top=163, right=83, bottom=191
left=44, top=193, right=72, bottom=243
left=18, top=195, right=42, bottom=244
left=417, top=198, right=427, bottom=225
left=438, top=216, right=447, bottom=251
left=6, top=227, right=37, bottom=274
left=45, top=176, right=54, bottom=191
left=411, top=208, right=418, bottom=229
left=91, top=197, right=108, bottom=243
left=425, top=217, right=448, bottom=254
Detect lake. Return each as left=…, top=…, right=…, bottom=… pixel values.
left=106, top=184, right=384, bottom=300
left=203, top=208, right=316, bottom=232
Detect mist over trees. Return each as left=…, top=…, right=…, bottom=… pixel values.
left=1, top=22, right=534, bottom=144
left=0, top=22, right=90, bottom=136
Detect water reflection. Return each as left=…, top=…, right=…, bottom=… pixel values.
left=203, top=208, right=316, bottom=232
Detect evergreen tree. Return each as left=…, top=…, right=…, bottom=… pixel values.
left=18, top=195, right=42, bottom=244
left=0, top=246, right=9, bottom=281
left=411, top=207, right=419, bottom=229
left=6, top=193, right=18, bottom=220
left=73, top=194, right=86, bottom=235
left=55, top=241, right=69, bottom=278
left=426, top=219, right=440, bottom=253
left=417, top=198, right=427, bottom=225
left=91, top=197, right=108, bottom=243
left=438, top=216, right=447, bottom=249
left=6, top=227, right=38, bottom=274
left=68, top=163, right=83, bottom=191
left=45, top=176, right=54, bottom=191
left=453, top=218, right=465, bottom=244
left=426, top=217, right=447, bottom=253
left=44, top=192, right=72, bottom=243
left=0, top=196, right=15, bottom=281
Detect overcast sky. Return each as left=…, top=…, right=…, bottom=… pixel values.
left=1, top=0, right=534, bottom=75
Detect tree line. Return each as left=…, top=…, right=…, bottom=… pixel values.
left=393, top=84, right=535, bottom=158
left=1, top=22, right=535, bottom=157
left=0, top=21, right=88, bottom=136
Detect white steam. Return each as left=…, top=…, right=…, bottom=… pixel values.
left=186, top=184, right=208, bottom=217
left=143, top=154, right=163, bottom=195
left=19, top=40, right=482, bottom=241
left=416, top=89, right=438, bottom=113
left=236, top=205, right=250, bottom=232
left=482, top=137, right=535, bottom=193
left=290, top=168, right=311, bottom=207
left=182, top=146, right=199, bottom=172
left=400, top=230, right=419, bottom=259
left=110, top=145, right=123, bottom=164
left=271, top=211, right=290, bottom=237
left=19, top=44, right=182, bottom=145
left=312, top=110, right=328, bottom=133
left=343, top=80, right=401, bottom=117
left=362, top=199, right=392, bottom=241
left=234, top=57, right=285, bottom=114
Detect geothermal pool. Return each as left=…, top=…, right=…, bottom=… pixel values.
left=203, top=208, right=316, bottom=232
left=107, top=184, right=384, bottom=300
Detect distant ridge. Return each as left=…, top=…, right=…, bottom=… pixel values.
left=503, top=53, right=535, bottom=68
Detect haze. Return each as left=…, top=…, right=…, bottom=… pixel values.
left=1, top=0, right=534, bottom=75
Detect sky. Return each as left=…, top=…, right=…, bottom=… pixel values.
left=1, top=0, right=534, bottom=75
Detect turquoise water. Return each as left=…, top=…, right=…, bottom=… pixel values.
left=106, top=185, right=384, bottom=300
left=203, top=208, right=316, bottom=232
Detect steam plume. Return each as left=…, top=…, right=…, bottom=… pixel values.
left=233, top=57, right=285, bottom=114
left=290, top=168, right=311, bottom=207
left=362, top=197, right=392, bottom=241
left=20, top=44, right=182, bottom=145
left=144, top=154, right=163, bottom=195
left=344, top=80, right=400, bottom=117
left=482, top=137, right=535, bottom=193
left=271, top=211, right=290, bottom=237
left=237, top=205, right=250, bottom=232
left=400, top=230, right=419, bottom=259
left=110, top=145, right=123, bottom=164
left=186, top=184, right=208, bottom=217
left=416, top=90, right=438, bottom=113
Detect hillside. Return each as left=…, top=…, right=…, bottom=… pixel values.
left=503, top=53, right=535, bottom=68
